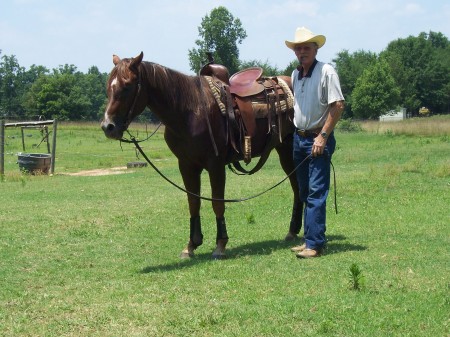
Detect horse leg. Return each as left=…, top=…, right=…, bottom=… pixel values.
left=208, top=165, right=228, bottom=259
left=179, top=163, right=203, bottom=258
left=275, top=136, right=303, bottom=241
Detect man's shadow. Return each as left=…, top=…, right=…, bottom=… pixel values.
left=140, top=234, right=367, bottom=274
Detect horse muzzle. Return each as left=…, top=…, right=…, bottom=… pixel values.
left=101, top=120, right=126, bottom=140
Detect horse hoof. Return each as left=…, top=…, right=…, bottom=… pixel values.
left=212, top=246, right=227, bottom=259
left=180, top=249, right=193, bottom=259
left=212, top=253, right=227, bottom=260
left=284, top=232, right=299, bottom=241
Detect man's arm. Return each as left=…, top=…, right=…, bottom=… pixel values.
left=312, top=100, right=345, bottom=157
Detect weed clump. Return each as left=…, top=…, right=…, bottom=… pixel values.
left=348, top=263, right=365, bottom=290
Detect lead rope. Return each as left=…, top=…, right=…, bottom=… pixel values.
left=129, top=135, right=311, bottom=203
left=331, top=160, right=338, bottom=214
left=125, top=131, right=338, bottom=213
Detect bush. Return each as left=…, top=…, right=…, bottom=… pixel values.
left=336, top=119, right=363, bottom=132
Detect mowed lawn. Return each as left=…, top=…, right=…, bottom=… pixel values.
left=0, top=117, right=449, bottom=336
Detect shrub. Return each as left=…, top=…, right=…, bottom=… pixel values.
left=336, top=119, right=363, bottom=132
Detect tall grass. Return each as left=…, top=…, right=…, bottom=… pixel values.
left=359, top=115, right=450, bottom=136
left=0, top=117, right=449, bottom=336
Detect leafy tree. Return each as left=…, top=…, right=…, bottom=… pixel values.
left=382, top=31, right=450, bottom=114
left=188, top=6, right=247, bottom=74
left=283, top=60, right=298, bottom=77
left=0, top=54, right=28, bottom=118
left=20, top=65, right=50, bottom=118
left=23, top=64, right=109, bottom=121
left=333, top=50, right=377, bottom=118
left=24, top=65, right=90, bottom=120
left=351, top=57, right=401, bottom=119
left=238, top=59, right=281, bottom=76
left=84, top=66, right=108, bottom=120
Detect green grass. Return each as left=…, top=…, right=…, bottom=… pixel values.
left=1, top=117, right=449, bottom=336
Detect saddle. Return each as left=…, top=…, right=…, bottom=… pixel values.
left=229, top=67, right=264, bottom=97
left=201, top=62, right=294, bottom=172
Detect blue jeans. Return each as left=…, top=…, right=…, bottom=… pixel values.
left=293, top=132, right=336, bottom=250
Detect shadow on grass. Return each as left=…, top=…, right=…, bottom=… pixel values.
left=140, top=234, right=367, bottom=274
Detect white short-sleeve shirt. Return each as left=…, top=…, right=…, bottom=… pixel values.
left=291, top=61, right=344, bottom=130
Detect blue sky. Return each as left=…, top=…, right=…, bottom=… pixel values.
left=1, top=0, right=449, bottom=75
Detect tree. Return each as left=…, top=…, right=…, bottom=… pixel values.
left=188, top=6, right=247, bottom=74
left=283, top=60, right=298, bottom=77
left=83, top=66, right=108, bottom=120
left=239, top=59, right=281, bottom=76
left=382, top=31, right=450, bottom=114
left=24, top=65, right=91, bottom=120
left=0, top=54, right=28, bottom=118
left=333, top=50, right=377, bottom=118
left=351, top=57, right=400, bottom=119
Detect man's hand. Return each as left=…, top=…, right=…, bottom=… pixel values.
left=312, top=135, right=327, bottom=157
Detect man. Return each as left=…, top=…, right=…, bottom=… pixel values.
left=285, top=27, right=345, bottom=258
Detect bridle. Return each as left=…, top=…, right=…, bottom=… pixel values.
left=120, top=67, right=142, bottom=131
left=112, top=65, right=162, bottom=146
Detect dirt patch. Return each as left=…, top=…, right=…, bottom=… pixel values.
left=66, top=166, right=131, bottom=176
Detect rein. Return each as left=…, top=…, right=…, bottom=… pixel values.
left=128, top=135, right=311, bottom=203
left=120, top=123, right=162, bottom=145
left=121, top=131, right=337, bottom=212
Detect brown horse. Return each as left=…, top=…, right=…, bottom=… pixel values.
left=101, top=52, right=302, bottom=258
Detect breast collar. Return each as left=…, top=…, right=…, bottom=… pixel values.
left=297, top=59, right=318, bottom=80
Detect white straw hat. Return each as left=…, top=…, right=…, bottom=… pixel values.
left=285, top=27, right=326, bottom=50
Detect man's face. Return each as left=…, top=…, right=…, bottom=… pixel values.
left=293, top=42, right=318, bottom=65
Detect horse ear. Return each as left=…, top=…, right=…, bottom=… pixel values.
left=113, top=55, right=121, bottom=65
left=130, top=52, right=144, bottom=70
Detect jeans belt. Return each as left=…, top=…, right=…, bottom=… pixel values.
left=296, top=128, right=321, bottom=138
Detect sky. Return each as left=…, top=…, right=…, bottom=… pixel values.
left=1, top=0, right=449, bottom=75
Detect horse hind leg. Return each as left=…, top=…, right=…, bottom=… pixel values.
left=275, top=137, right=303, bottom=241
left=286, top=200, right=303, bottom=241
left=208, top=166, right=228, bottom=259
left=212, top=217, right=228, bottom=259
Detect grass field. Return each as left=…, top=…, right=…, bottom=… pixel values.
left=1, top=117, right=449, bottom=336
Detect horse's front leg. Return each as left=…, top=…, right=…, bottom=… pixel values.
left=208, top=165, right=228, bottom=259
left=179, top=162, right=203, bottom=258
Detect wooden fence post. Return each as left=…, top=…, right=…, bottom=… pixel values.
left=0, top=119, right=4, bottom=177
left=50, top=119, right=57, bottom=174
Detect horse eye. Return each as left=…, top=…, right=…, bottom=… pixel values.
left=114, top=85, right=132, bottom=99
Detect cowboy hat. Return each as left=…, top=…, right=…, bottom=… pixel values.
left=285, top=27, right=326, bottom=50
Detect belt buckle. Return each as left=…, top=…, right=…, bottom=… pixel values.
left=298, top=129, right=307, bottom=137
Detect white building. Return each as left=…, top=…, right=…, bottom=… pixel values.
left=379, top=108, right=407, bottom=122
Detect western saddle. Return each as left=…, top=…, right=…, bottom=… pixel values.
left=200, top=58, right=294, bottom=174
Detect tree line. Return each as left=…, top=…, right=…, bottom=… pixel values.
left=1, top=6, right=449, bottom=122
left=0, top=56, right=108, bottom=121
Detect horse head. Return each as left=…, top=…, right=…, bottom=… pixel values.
left=101, top=52, right=146, bottom=140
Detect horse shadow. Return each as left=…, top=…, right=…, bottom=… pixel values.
left=139, top=234, right=367, bottom=274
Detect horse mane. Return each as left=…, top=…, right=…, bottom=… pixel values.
left=142, top=62, right=207, bottom=113
left=108, top=57, right=212, bottom=118
left=107, top=60, right=202, bottom=114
